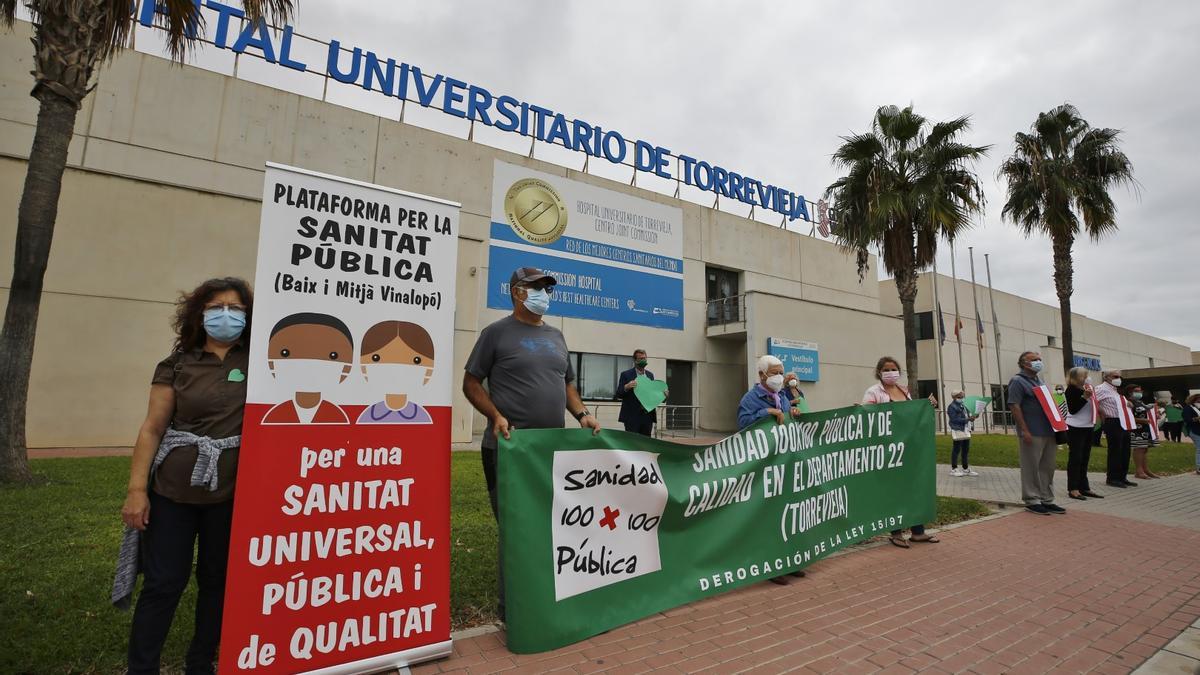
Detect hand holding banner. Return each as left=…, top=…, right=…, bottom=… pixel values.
left=499, top=400, right=935, bottom=653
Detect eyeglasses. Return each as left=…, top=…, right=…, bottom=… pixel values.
left=204, top=303, right=248, bottom=313
left=517, top=283, right=554, bottom=294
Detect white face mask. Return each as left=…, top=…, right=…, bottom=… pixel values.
left=1111, top=377, right=1122, bottom=387
left=765, top=374, right=785, bottom=392
left=270, top=359, right=348, bottom=398
left=362, top=363, right=431, bottom=402
left=787, top=379, right=799, bottom=389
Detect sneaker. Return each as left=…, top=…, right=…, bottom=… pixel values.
left=1043, top=503, right=1067, bottom=514
left=963, top=468, right=979, bottom=476
left=950, top=468, right=964, bottom=477
left=1025, top=504, right=1052, bottom=516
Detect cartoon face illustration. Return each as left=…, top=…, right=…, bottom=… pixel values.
left=262, top=312, right=353, bottom=425
left=357, top=321, right=435, bottom=425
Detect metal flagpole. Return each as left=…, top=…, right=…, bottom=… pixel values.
left=949, top=244, right=966, bottom=391
left=931, top=258, right=948, bottom=434
left=968, top=247, right=991, bottom=434
left=985, top=253, right=1008, bottom=434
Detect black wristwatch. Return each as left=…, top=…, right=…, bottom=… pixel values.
left=573, top=409, right=591, bottom=421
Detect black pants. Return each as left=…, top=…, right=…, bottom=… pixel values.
left=1092, top=426, right=1104, bottom=447
left=128, top=491, right=233, bottom=675
left=1066, top=426, right=1094, bottom=492
left=951, top=438, right=970, bottom=468
left=1103, top=419, right=1131, bottom=483
left=623, top=418, right=654, bottom=437
left=481, top=446, right=504, bottom=618
left=891, top=524, right=926, bottom=537
left=1164, top=422, right=1183, bottom=443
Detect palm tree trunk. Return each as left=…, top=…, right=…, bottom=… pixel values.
left=1052, top=233, right=1075, bottom=377
left=0, top=93, right=79, bottom=484
left=896, top=270, right=921, bottom=394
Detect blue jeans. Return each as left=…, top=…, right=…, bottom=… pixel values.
left=1191, top=431, right=1200, bottom=468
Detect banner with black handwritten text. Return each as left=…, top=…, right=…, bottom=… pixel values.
left=499, top=400, right=935, bottom=653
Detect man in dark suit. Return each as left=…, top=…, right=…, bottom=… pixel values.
left=617, top=349, right=664, bottom=436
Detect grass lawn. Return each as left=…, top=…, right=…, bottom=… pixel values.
left=934, top=433, right=1198, bottom=475
left=2, top=454, right=987, bottom=673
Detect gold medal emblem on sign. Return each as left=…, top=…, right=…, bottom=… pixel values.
left=503, top=178, right=568, bottom=245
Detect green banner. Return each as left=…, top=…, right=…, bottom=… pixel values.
left=498, top=400, right=936, bottom=653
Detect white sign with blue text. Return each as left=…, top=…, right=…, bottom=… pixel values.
left=768, top=337, right=820, bottom=382
left=487, top=161, right=684, bottom=329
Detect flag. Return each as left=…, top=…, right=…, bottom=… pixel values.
left=954, top=317, right=963, bottom=343
left=937, top=303, right=946, bottom=347
left=977, top=315, right=986, bottom=347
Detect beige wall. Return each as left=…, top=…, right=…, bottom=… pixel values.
left=0, top=24, right=906, bottom=446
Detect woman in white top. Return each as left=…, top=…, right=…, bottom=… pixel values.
left=1063, top=367, right=1103, bottom=500
left=862, top=356, right=939, bottom=548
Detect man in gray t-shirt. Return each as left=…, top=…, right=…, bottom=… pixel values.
left=462, top=266, right=601, bottom=619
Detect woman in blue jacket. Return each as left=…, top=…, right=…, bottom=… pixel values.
left=946, top=391, right=978, bottom=477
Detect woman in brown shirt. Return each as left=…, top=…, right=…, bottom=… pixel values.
left=121, top=277, right=252, bottom=675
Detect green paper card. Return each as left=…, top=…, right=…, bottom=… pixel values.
left=793, top=396, right=811, bottom=413
left=633, top=374, right=668, bottom=412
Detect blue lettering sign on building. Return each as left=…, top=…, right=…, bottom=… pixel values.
left=134, top=0, right=812, bottom=223
left=768, top=338, right=820, bottom=382
left=1073, top=354, right=1102, bottom=371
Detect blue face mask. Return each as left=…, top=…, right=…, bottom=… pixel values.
left=203, top=307, right=246, bottom=343
left=523, top=288, right=551, bottom=316
left=1030, top=360, right=1044, bottom=373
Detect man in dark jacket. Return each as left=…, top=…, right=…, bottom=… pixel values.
left=617, top=349, right=664, bottom=436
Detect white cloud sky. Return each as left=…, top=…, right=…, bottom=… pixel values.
left=284, top=0, right=1198, bottom=349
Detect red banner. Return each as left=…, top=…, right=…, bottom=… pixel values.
left=218, top=164, right=460, bottom=673
left=1033, top=385, right=1068, bottom=432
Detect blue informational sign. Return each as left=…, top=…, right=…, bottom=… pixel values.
left=768, top=337, right=820, bottom=382
left=487, top=161, right=684, bottom=330
left=1073, top=354, right=1102, bottom=371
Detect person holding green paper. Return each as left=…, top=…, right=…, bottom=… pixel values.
left=784, top=373, right=809, bottom=413
left=1164, top=397, right=1184, bottom=443
left=617, top=349, right=666, bottom=436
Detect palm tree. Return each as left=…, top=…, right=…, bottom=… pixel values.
left=0, top=0, right=293, bottom=483
left=998, top=104, right=1135, bottom=376
left=826, top=105, right=988, bottom=394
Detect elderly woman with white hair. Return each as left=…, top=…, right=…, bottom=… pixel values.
left=737, top=354, right=807, bottom=585
left=737, top=354, right=804, bottom=430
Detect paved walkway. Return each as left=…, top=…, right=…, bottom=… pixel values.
left=937, top=464, right=1200, bottom=532
left=416, top=510, right=1200, bottom=674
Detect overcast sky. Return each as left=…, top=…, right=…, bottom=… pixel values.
left=290, top=0, right=1199, bottom=350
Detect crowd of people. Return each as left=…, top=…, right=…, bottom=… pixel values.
left=116, top=268, right=1200, bottom=670
left=1008, top=352, right=1200, bottom=515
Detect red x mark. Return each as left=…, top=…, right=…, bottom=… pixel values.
left=599, top=506, right=620, bottom=530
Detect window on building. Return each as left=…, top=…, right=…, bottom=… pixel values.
left=569, top=352, right=622, bottom=400
left=917, top=379, right=938, bottom=401
left=912, top=312, right=935, bottom=340
left=1149, top=357, right=1155, bottom=368
left=706, top=267, right=741, bottom=325
left=1047, top=335, right=1058, bottom=347
left=992, top=384, right=1008, bottom=426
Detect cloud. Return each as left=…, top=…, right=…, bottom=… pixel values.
left=291, top=0, right=1199, bottom=350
